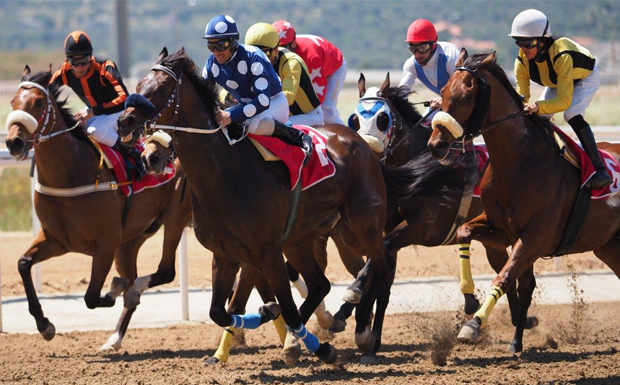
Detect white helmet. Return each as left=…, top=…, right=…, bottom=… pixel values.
left=509, top=9, right=551, bottom=38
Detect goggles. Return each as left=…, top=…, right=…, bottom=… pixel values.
left=68, top=55, right=91, bottom=67
left=207, top=39, right=231, bottom=52
left=408, top=42, right=432, bottom=54
left=256, top=45, right=275, bottom=58
left=514, top=38, right=538, bottom=49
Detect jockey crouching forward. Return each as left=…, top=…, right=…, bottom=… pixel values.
left=245, top=22, right=324, bottom=127
left=50, top=30, right=145, bottom=179
left=399, top=19, right=460, bottom=121
left=202, top=15, right=313, bottom=163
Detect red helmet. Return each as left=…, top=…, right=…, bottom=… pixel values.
left=272, top=20, right=296, bottom=46
left=405, top=19, right=437, bottom=43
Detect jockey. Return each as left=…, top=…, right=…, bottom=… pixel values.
left=50, top=30, right=145, bottom=179
left=511, top=9, right=612, bottom=188
left=245, top=22, right=324, bottom=126
left=399, top=19, right=460, bottom=116
left=272, top=20, right=347, bottom=125
left=202, top=15, right=313, bottom=162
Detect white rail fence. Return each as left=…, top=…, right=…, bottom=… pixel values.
left=1, top=128, right=620, bottom=332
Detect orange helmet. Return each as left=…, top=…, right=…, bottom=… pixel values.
left=64, top=30, right=93, bottom=57
left=405, top=19, right=437, bottom=43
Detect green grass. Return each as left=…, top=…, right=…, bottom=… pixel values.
left=0, top=167, right=33, bottom=231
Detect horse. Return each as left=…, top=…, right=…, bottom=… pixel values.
left=427, top=49, right=620, bottom=350
left=4, top=66, right=192, bottom=352
left=345, top=72, right=539, bottom=353
left=116, top=47, right=416, bottom=365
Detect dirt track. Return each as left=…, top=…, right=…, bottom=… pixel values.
left=1, top=230, right=620, bottom=384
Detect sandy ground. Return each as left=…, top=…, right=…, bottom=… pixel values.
left=2, top=229, right=620, bottom=384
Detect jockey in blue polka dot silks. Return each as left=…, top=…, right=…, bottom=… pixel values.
left=202, top=14, right=313, bottom=162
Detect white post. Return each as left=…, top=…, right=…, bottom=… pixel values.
left=554, top=257, right=562, bottom=271
left=31, top=166, right=41, bottom=292
left=179, top=228, right=189, bottom=321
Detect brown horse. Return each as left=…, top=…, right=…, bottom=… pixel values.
left=427, top=49, right=620, bottom=350
left=5, top=66, right=192, bottom=352
left=117, top=48, right=409, bottom=365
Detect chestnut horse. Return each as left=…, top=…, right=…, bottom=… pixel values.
left=5, top=67, right=192, bottom=351
left=117, top=48, right=411, bottom=365
left=428, top=49, right=620, bottom=350
left=347, top=72, right=539, bottom=353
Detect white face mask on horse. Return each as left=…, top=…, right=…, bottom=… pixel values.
left=349, top=87, right=394, bottom=153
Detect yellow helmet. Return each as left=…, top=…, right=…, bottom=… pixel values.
left=244, top=22, right=280, bottom=49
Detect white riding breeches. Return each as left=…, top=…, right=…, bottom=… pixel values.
left=86, top=111, right=123, bottom=147
left=287, top=105, right=325, bottom=126
left=322, top=59, right=347, bottom=125
left=247, top=92, right=290, bottom=135
left=539, top=64, right=600, bottom=122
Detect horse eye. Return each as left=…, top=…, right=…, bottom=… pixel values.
left=377, top=112, right=390, bottom=132
left=35, top=99, right=44, bottom=108
left=157, top=86, right=168, bottom=95
left=466, top=92, right=474, bottom=101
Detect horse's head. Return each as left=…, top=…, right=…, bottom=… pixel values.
left=142, top=131, right=175, bottom=175
left=349, top=73, right=395, bottom=157
left=428, top=49, right=499, bottom=165
left=5, top=65, right=55, bottom=160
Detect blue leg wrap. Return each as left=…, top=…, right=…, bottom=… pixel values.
left=293, top=324, right=320, bottom=352
left=230, top=313, right=262, bottom=329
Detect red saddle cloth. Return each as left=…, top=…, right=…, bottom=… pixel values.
left=472, top=145, right=489, bottom=198
left=248, top=125, right=336, bottom=191
left=553, top=126, right=620, bottom=199
left=100, top=143, right=175, bottom=197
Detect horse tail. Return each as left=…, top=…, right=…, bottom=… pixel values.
left=380, top=150, right=478, bottom=205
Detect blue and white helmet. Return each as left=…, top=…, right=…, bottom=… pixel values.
left=203, top=15, right=239, bottom=40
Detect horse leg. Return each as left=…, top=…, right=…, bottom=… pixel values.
left=261, top=249, right=336, bottom=365
left=509, top=266, right=537, bottom=353
left=17, top=230, right=68, bottom=341
left=84, top=245, right=119, bottom=309
left=456, top=214, right=510, bottom=318
left=458, top=235, right=542, bottom=344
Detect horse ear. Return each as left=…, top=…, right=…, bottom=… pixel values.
left=456, top=47, right=468, bottom=67
left=48, top=63, right=52, bottom=74
left=157, top=47, right=169, bottom=64
left=22, top=65, right=31, bottom=81
left=482, top=51, right=497, bottom=66
left=179, top=47, right=186, bottom=54
left=358, top=73, right=366, bottom=98
left=380, top=72, right=390, bottom=95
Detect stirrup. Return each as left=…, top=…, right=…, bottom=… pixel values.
left=587, top=171, right=612, bottom=189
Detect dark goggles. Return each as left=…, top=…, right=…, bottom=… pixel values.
left=68, top=55, right=91, bottom=67
left=514, top=38, right=538, bottom=49
left=257, top=45, right=275, bottom=57
left=408, top=42, right=433, bottom=54
left=207, top=39, right=231, bottom=52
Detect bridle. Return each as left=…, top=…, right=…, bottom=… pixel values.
left=136, top=64, right=245, bottom=145
left=13, top=81, right=80, bottom=145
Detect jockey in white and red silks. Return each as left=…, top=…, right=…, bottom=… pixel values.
left=272, top=20, right=347, bottom=125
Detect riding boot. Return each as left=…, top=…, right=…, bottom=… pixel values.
left=113, top=137, right=146, bottom=181
left=571, top=118, right=612, bottom=189
left=272, top=120, right=314, bottom=165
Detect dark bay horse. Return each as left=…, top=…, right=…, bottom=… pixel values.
left=117, top=48, right=407, bottom=365
left=346, top=72, right=539, bottom=353
left=5, top=66, right=192, bottom=352
left=427, top=49, right=620, bottom=350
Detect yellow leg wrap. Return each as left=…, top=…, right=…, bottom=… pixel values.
left=459, top=244, right=475, bottom=295
left=273, top=314, right=287, bottom=345
left=213, top=327, right=235, bottom=363
left=474, top=285, right=504, bottom=328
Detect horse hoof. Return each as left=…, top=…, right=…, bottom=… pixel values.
left=463, top=294, right=480, bottom=319
left=342, top=287, right=362, bottom=304
left=457, top=319, right=480, bottom=343
left=360, top=353, right=378, bottom=365
left=283, top=332, right=302, bottom=365
left=316, top=343, right=338, bottom=365
left=259, top=302, right=281, bottom=322
left=525, top=316, right=539, bottom=330
left=37, top=319, right=56, bottom=341
left=355, top=328, right=375, bottom=354
left=97, top=343, right=120, bottom=354
left=317, top=311, right=334, bottom=329
left=98, top=333, right=122, bottom=353
left=329, top=318, right=346, bottom=334
left=203, top=356, right=221, bottom=365
left=508, top=341, right=523, bottom=354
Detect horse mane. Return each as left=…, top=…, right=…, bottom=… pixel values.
left=386, top=86, right=424, bottom=127
left=28, top=71, right=87, bottom=141
left=159, top=50, right=220, bottom=115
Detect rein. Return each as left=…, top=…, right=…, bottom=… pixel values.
left=380, top=107, right=434, bottom=162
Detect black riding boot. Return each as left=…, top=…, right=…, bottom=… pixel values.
left=570, top=116, right=612, bottom=189
left=272, top=120, right=314, bottom=165
left=113, top=137, right=146, bottom=181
